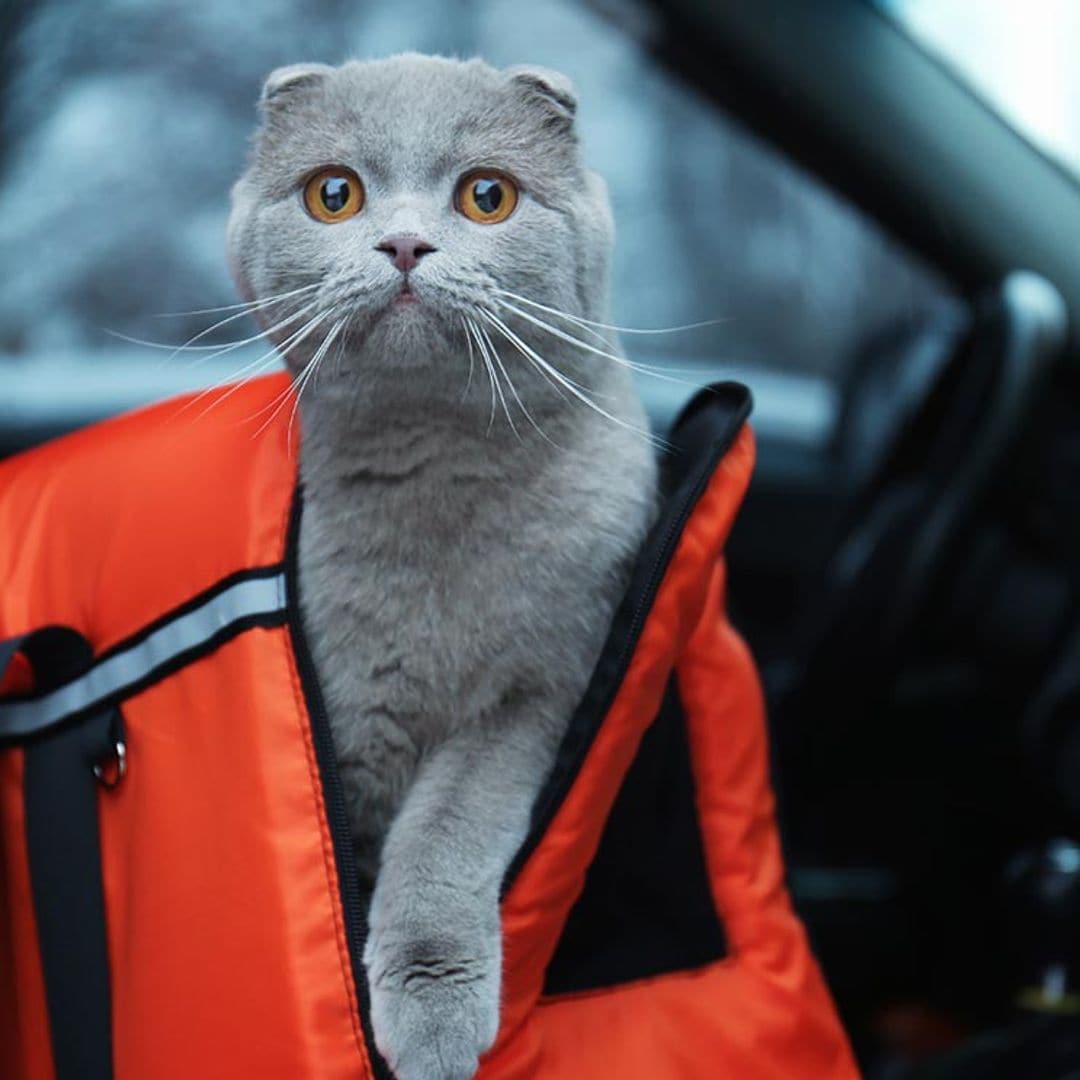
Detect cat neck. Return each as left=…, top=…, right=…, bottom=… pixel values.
left=299, top=356, right=549, bottom=509
left=292, top=335, right=654, bottom=602
left=296, top=334, right=626, bottom=485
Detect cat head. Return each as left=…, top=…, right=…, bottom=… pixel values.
left=227, top=54, right=615, bottom=393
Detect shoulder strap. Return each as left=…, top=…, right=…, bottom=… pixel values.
left=4, top=628, right=116, bottom=1080
left=1, top=568, right=290, bottom=1077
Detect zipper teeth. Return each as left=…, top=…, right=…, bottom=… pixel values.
left=616, top=507, right=691, bottom=673
left=285, top=498, right=394, bottom=1080
left=503, top=390, right=751, bottom=892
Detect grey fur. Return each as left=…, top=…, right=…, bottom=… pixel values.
left=228, top=54, right=657, bottom=1080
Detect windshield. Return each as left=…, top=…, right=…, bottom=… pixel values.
left=881, top=0, right=1080, bottom=177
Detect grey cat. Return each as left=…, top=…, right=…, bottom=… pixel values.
left=227, top=54, right=657, bottom=1080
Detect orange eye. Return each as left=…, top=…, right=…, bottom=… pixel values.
left=455, top=170, right=519, bottom=224
left=303, top=167, right=364, bottom=223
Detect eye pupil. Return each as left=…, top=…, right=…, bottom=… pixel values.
left=321, top=177, right=351, bottom=213
left=456, top=171, right=517, bottom=224
left=304, top=168, right=363, bottom=223
left=473, top=179, right=503, bottom=215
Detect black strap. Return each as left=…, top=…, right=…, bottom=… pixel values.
left=1, top=626, right=90, bottom=692
left=4, top=629, right=115, bottom=1080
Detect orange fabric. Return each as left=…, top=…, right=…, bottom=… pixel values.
left=493, top=427, right=757, bottom=1055
left=0, top=377, right=374, bottom=1079
left=482, top=427, right=857, bottom=1078
left=0, top=377, right=856, bottom=1078
left=99, top=630, right=368, bottom=1080
left=0, top=375, right=297, bottom=654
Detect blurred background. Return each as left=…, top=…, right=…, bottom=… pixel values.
left=4, top=1, right=1080, bottom=1076
left=0, top=0, right=950, bottom=448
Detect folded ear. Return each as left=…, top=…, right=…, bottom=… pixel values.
left=259, top=62, right=334, bottom=112
left=505, top=65, right=577, bottom=125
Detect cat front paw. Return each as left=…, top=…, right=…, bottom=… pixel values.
left=366, top=945, right=500, bottom=1080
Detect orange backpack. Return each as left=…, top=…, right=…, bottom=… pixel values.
left=0, top=374, right=857, bottom=1079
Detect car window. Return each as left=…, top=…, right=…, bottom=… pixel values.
left=0, top=0, right=957, bottom=451
left=881, top=0, right=1080, bottom=180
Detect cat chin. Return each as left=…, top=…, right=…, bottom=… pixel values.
left=314, top=314, right=461, bottom=376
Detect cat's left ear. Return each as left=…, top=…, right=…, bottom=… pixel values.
left=259, top=63, right=335, bottom=113
left=505, top=65, right=577, bottom=127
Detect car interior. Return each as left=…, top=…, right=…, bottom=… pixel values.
left=637, top=2, right=1080, bottom=1074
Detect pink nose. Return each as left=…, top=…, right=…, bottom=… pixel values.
left=375, top=234, right=437, bottom=273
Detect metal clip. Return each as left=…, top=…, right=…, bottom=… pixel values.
left=93, top=739, right=127, bottom=789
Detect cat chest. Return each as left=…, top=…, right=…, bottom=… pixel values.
left=301, top=560, right=560, bottom=743
left=298, top=501, right=597, bottom=704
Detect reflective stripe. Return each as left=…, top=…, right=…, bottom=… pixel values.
left=0, top=572, right=287, bottom=740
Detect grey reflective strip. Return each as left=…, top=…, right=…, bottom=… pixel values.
left=0, top=573, right=287, bottom=739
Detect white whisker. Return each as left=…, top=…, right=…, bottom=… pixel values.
left=245, top=373, right=303, bottom=436
left=241, top=312, right=345, bottom=434
left=156, top=290, right=319, bottom=365
left=464, top=317, right=499, bottom=435
left=495, top=299, right=704, bottom=389
left=496, top=289, right=729, bottom=337
left=152, top=283, right=320, bottom=319
left=286, top=319, right=346, bottom=447
left=472, top=320, right=519, bottom=440
left=483, top=309, right=612, bottom=400
left=177, top=300, right=325, bottom=372
left=171, top=350, right=284, bottom=421
left=104, top=297, right=320, bottom=361
left=461, top=317, right=477, bottom=402
left=185, top=309, right=334, bottom=425
left=480, top=310, right=669, bottom=452
left=333, top=319, right=350, bottom=379
left=477, top=320, right=559, bottom=448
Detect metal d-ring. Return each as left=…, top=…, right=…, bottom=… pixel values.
left=93, top=738, right=127, bottom=789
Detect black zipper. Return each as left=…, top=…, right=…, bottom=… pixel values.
left=285, top=494, right=395, bottom=1080
left=502, top=381, right=752, bottom=892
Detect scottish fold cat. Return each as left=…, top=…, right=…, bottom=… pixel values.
left=228, top=53, right=657, bottom=1080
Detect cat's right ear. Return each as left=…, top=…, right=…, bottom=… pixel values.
left=506, top=65, right=577, bottom=130
left=259, top=63, right=334, bottom=113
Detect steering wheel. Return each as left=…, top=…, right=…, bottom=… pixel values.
left=784, top=271, right=1067, bottom=704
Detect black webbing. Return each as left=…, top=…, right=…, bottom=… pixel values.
left=4, top=628, right=115, bottom=1080
left=1, top=626, right=90, bottom=696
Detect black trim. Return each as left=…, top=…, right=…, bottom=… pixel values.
left=503, top=381, right=752, bottom=890
left=18, top=629, right=114, bottom=1079
left=284, top=495, right=394, bottom=1080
